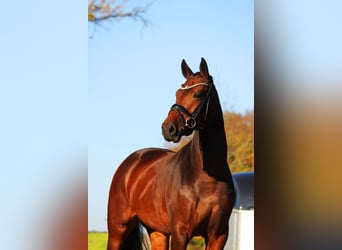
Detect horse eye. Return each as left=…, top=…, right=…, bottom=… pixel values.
left=193, top=91, right=203, bottom=99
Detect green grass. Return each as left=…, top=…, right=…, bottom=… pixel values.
left=88, top=232, right=108, bottom=250
left=88, top=232, right=205, bottom=250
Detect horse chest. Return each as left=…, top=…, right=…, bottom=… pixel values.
left=171, top=177, right=229, bottom=215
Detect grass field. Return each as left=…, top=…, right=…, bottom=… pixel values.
left=88, top=232, right=205, bottom=250
left=88, top=232, right=108, bottom=250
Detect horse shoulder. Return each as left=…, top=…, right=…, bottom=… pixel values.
left=110, top=148, right=173, bottom=196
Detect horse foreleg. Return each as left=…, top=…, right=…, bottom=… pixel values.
left=170, top=224, right=189, bottom=250
left=206, top=233, right=228, bottom=250
left=205, top=219, right=229, bottom=250
left=150, top=231, right=169, bottom=250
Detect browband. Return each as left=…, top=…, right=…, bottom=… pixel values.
left=179, top=82, right=208, bottom=90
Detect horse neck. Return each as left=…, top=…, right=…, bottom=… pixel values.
left=190, top=86, right=233, bottom=184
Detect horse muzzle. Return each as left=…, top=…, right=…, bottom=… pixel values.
left=162, top=121, right=181, bottom=143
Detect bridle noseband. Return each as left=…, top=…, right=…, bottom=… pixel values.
left=170, top=82, right=212, bottom=130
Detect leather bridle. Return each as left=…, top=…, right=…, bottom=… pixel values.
left=169, top=82, right=212, bottom=130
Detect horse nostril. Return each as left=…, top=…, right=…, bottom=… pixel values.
left=168, top=123, right=177, bottom=136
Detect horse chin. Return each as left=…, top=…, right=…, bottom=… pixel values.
left=162, top=127, right=192, bottom=143
left=170, top=130, right=193, bottom=143
left=164, top=134, right=181, bottom=143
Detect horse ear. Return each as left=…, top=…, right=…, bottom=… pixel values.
left=199, top=57, right=209, bottom=78
left=181, top=59, right=193, bottom=78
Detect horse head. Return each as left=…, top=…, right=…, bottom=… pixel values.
left=162, top=58, right=213, bottom=143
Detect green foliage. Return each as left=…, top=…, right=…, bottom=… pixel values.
left=188, top=236, right=205, bottom=249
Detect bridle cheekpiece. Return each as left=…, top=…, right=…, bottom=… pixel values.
left=170, top=82, right=212, bottom=130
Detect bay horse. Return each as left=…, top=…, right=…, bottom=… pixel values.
left=107, top=58, right=235, bottom=250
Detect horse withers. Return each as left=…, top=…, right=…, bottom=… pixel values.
left=107, top=58, right=235, bottom=250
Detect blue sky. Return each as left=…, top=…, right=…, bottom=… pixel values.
left=89, top=0, right=254, bottom=231
left=1, top=1, right=87, bottom=249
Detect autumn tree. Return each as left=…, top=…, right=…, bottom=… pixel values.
left=167, top=110, right=254, bottom=173
left=224, top=111, right=254, bottom=173
left=88, top=0, right=152, bottom=25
